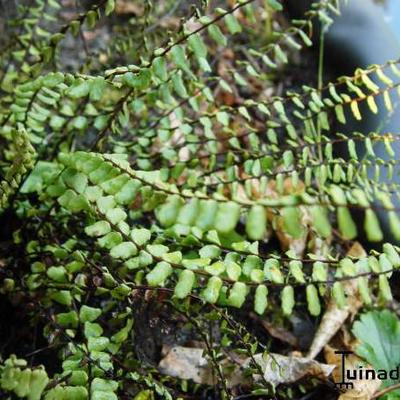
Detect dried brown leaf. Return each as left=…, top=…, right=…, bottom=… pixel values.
left=325, top=345, right=381, bottom=400
left=249, top=352, right=335, bottom=386
left=115, top=1, right=144, bottom=15
left=307, top=243, right=365, bottom=359
left=158, top=346, right=335, bottom=388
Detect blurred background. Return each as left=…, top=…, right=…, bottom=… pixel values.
left=379, top=0, right=400, bottom=41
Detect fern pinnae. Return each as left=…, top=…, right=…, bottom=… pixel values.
left=0, top=125, right=36, bottom=210
left=3, top=0, right=400, bottom=397
left=46, top=151, right=400, bottom=316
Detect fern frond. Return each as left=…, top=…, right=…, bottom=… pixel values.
left=0, top=125, right=35, bottom=210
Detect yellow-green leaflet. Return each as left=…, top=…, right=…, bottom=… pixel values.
left=226, top=261, right=242, bottom=281
left=383, top=243, right=400, bottom=267
left=134, top=391, right=154, bottom=400
left=110, top=242, right=137, bottom=259
left=177, top=198, right=199, bottom=225
left=310, top=206, right=332, bottom=238
left=146, top=262, right=173, bottom=286
left=105, top=0, right=115, bottom=16
left=162, top=251, right=182, bottom=264
left=14, top=370, right=31, bottom=397
left=378, top=275, right=393, bottom=302
left=388, top=212, right=400, bottom=240
left=29, top=369, right=50, bottom=400
left=264, top=259, right=284, bottom=284
left=79, top=305, right=102, bottom=323
left=332, top=282, right=346, bottom=309
left=246, top=205, right=267, bottom=240
left=312, top=261, right=328, bottom=282
left=250, top=269, right=264, bottom=283
left=368, top=255, right=381, bottom=273
left=156, top=195, right=183, bottom=227
left=340, top=258, right=356, bottom=277
left=306, top=284, right=321, bottom=316
left=202, top=276, right=223, bottom=304
left=379, top=254, right=392, bottom=274
left=254, top=285, right=268, bottom=315
left=152, top=56, right=168, bottom=81
left=205, top=261, right=226, bottom=276
left=364, top=209, right=383, bottom=242
left=227, top=282, right=247, bottom=308
left=289, top=260, right=305, bottom=283
left=337, top=207, right=357, bottom=240
left=281, top=285, right=295, bottom=316
left=214, top=201, right=241, bottom=233
left=174, top=270, right=195, bottom=299
left=367, top=96, right=378, bottom=114
left=282, top=207, right=303, bottom=238
left=357, top=277, right=372, bottom=305
left=350, top=100, right=362, bottom=120
left=196, top=200, right=218, bottom=230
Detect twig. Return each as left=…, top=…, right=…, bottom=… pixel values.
left=372, top=383, right=400, bottom=399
